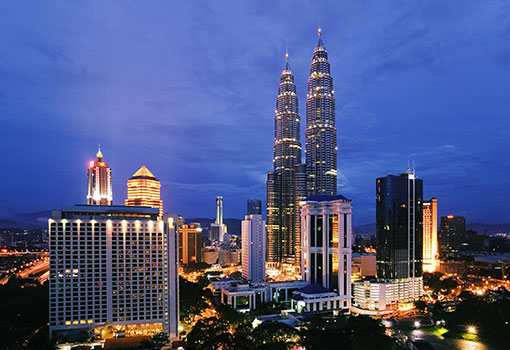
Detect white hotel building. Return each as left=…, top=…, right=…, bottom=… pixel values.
left=49, top=205, right=179, bottom=340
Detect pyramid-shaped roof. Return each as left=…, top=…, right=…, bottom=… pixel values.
left=132, top=165, right=156, bottom=179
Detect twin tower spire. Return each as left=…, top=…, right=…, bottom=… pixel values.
left=267, top=28, right=338, bottom=266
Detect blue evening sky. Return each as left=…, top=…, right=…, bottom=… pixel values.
left=1, top=1, right=509, bottom=224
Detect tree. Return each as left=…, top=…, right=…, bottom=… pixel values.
left=414, top=300, right=427, bottom=312
left=186, top=317, right=233, bottom=350
left=179, top=277, right=210, bottom=321
left=152, top=332, right=169, bottom=350
left=250, top=321, right=300, bottom=349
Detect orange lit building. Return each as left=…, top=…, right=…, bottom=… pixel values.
left=178, top=223, right=202, bottom=265
left=125, top=166, right=163, bottom=218
left=423, top=198, right=438, bottom=272
left=87, top=146, right=113, bottom=205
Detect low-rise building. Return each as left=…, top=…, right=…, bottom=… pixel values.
left=352, top=278, right=423, bottom=315
left=291, top=283, right=349, bottom=313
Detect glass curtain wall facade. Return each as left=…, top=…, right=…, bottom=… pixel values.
left=376, top=171, right=423, bottom=280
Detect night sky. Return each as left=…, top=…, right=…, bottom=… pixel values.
left=1, top=1, right=509, bottom=224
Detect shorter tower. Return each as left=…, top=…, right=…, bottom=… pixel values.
left=242, top=202, right=266, bottom=283
left=423, top=198, right=438, bottom=272
left=439, top=215, right=466, bottom=258
left=247, top=199, right=262, bottom=215
left=179, top=223, right=202, bottom=265
left=87, top=146, right=112, bottom=205
left=125, top=165, right=163, bottom=218
left=300, top=195, right=352, bottom=310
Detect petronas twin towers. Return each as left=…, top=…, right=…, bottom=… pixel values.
left=267, top=29, right=338, bottom=266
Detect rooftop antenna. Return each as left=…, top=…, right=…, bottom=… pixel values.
left=318, top=11, right=321, bottom=36
left=285, top=39, right=288, bottom=61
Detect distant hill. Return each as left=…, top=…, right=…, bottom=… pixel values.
left=468, top=222, right=510, bottom=235
left=0, top=219, right=42, bottom=230
left=8, top=210, right=52, bottom=228
left=351, top=222, right=510, bottom=236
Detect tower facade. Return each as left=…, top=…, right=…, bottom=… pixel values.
left=87, top=147, right=113, bottom=205
left=423, top=198, right=438, bottom=272
left=266, top=53, right=304, bottom=266
left=242, top=207, right=266, bottom=283
left=376, top=170, right=423, bottom=280
left=305, top=28, right=337, bottom=196
left=300, top=195, right=352, bottom=308
left=125, top=165, right=163, bottom=218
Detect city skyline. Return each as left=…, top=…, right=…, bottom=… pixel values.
left=1, top=1, right=510, bottom=224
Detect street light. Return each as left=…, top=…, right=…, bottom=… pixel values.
left=414, top=321, right=420, bottom=328
left=467, top=325, right=477, bottom=334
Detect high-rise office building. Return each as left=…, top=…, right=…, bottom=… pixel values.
left=266, top=53, right=304, bottom=266
left=352, top=169, right=424, bottom=313
left=242, top=203, right=266, bottom=283
left=439, top=215, right=466, bottom=258
left=210, top=196, right=227, bottom=242
left=125, top=165, right=163, bottom=218
left=178, top=223, right=202, bottom=265
left=48, top=205, right=179, bottom=340
left=247, top=199, right=262, bottom=215
left=376, top=170, right=423, bottom=280
left=423, top=198, right=438, bottom=272
left=300, top=195, right=352, bottom=310
left=87, top=146, right=113, bottom=205
left=305, top=28, right=337, bottom=196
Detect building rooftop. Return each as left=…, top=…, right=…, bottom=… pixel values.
left=53, top=205, right=161, bottom=220
left=131, top=165, right=156, bottom=179
left=298, top=283, right=332, bottom=295
left=304, top=194, right=351, bottom=203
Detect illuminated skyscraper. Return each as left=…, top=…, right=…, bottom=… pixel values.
left=125, top=165, right=163, bottom=218
left=423, top=198, right=438, bottom=272
left=86, top=146, right=112, bottom=205
left=267, top=52, right=304, bottom=266
left=305, top=28, right=337, bottom=196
